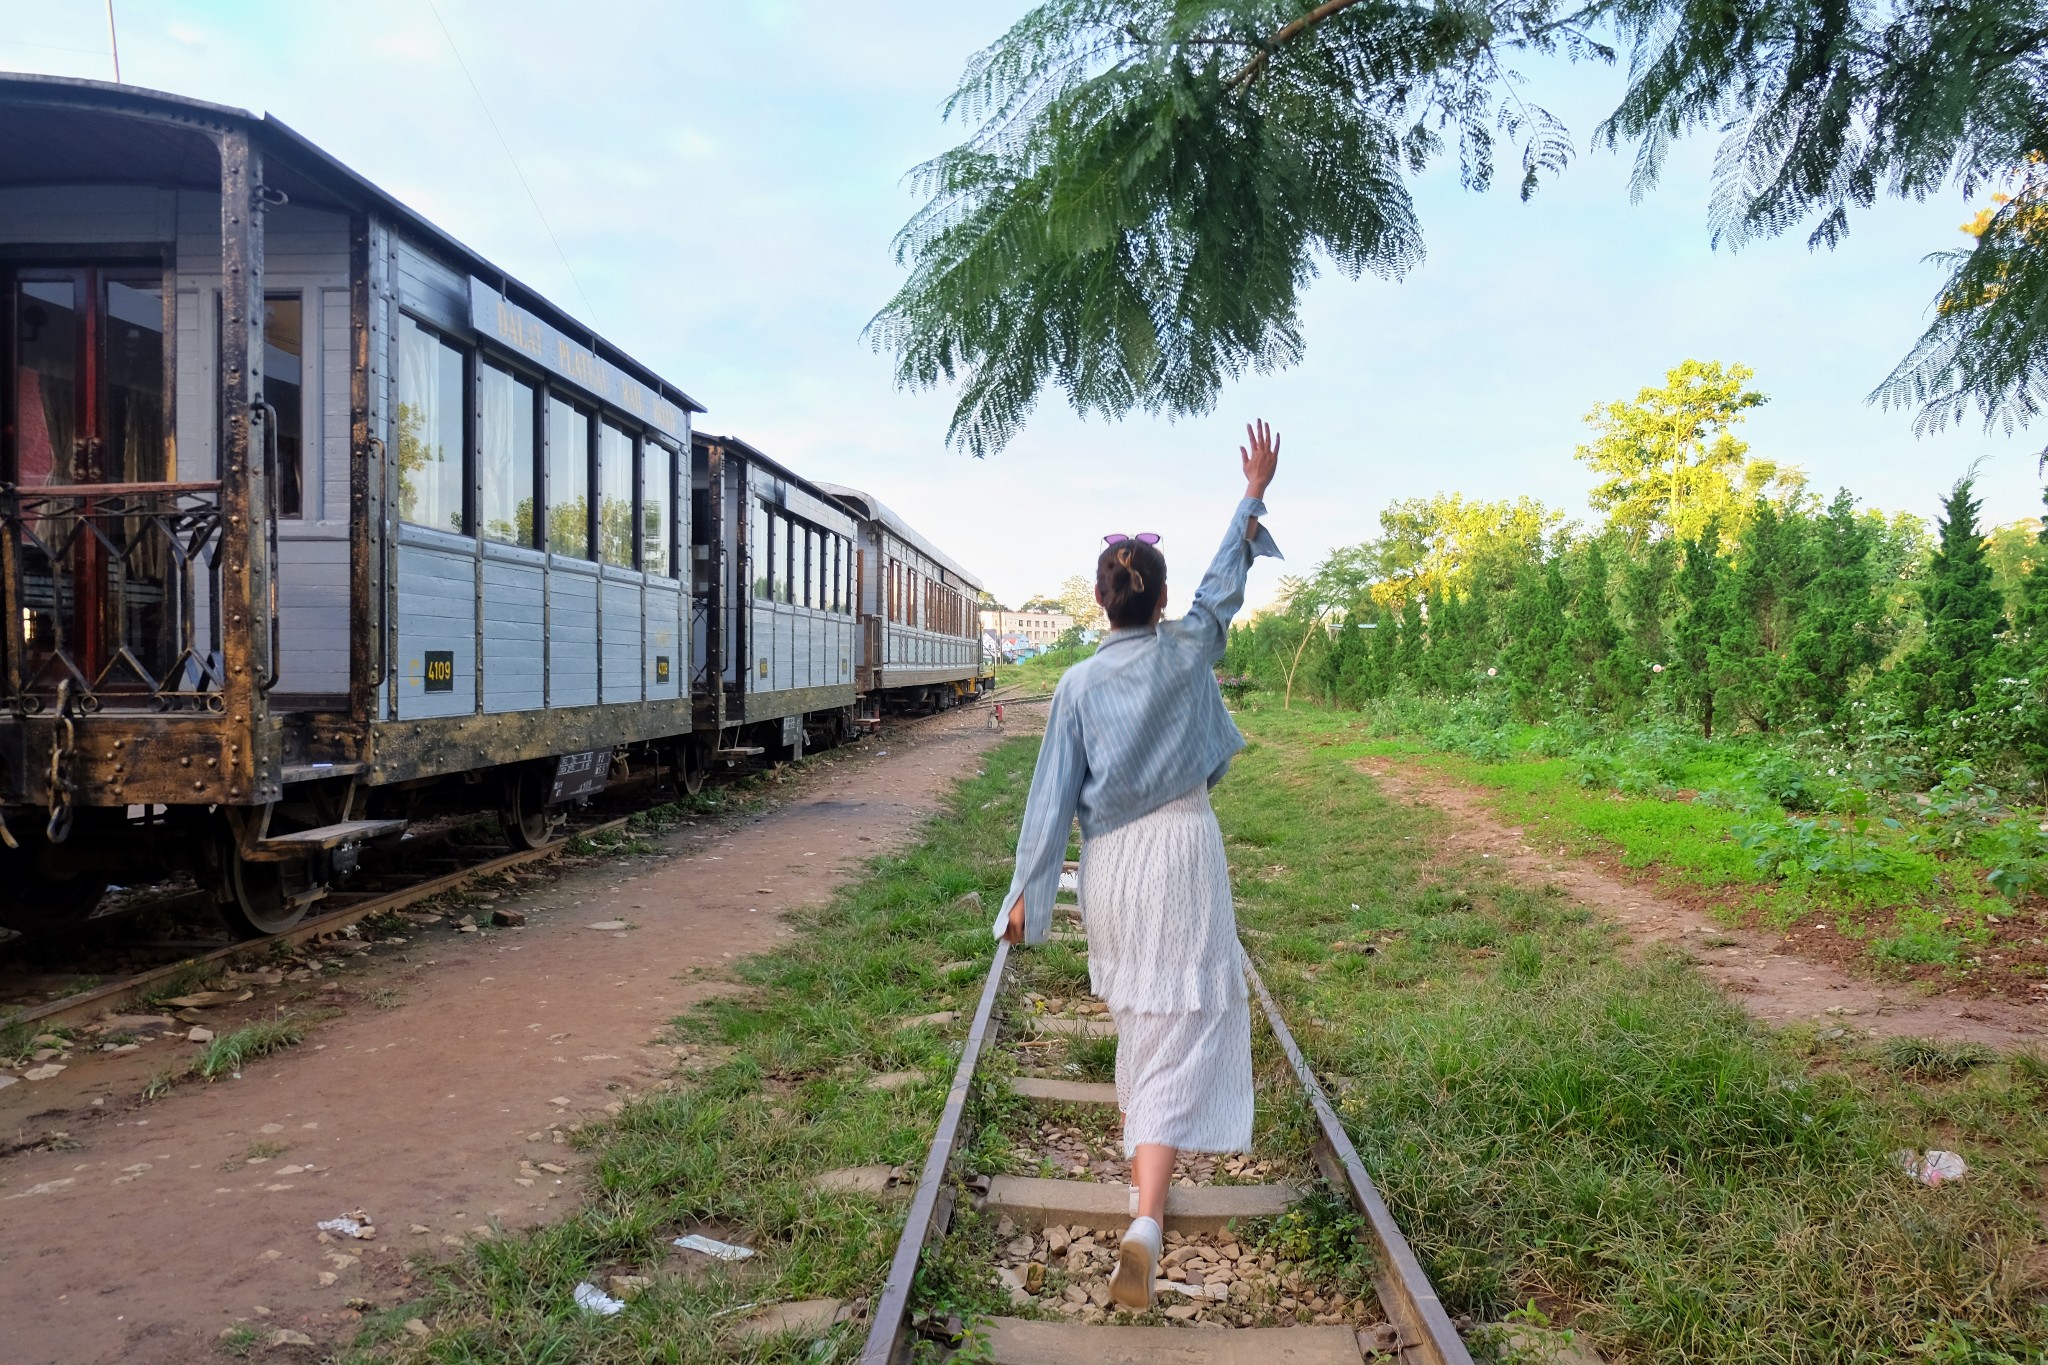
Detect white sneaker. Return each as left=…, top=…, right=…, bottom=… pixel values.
left=1112, top=1215, right=1161, bottom=1310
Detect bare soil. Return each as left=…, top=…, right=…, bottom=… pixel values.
left=1356, top=758, right=2048, bottom=1050
left=0, top=708, right=1002, bottom=1365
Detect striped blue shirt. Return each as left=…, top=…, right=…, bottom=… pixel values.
left=997, top=497, right=1281, bottom=945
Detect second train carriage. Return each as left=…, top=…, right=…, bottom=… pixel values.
left=688, top=432, right=859, bottom=775
left=0, top=75, right=990, bottom=942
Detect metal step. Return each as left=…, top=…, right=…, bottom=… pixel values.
left=978, top=1318, right=1364, bottom=1364
left=252, top=818, right=407, bottom=859
left=983, top=1176, right=1296, bottom=1234
left=278, top=761, right=368, bottom=784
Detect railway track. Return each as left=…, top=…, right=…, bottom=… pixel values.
left=858, top=893, right=1473, bottom=1365
left=0, top=706, right=980, bottom=1038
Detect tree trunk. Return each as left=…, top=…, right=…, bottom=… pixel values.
left=1283, top=615, right=1322, bottom=710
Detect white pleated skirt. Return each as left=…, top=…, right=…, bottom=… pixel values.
left=1079, top=785, right=1252, bottom=1157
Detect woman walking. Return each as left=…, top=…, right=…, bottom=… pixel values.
left=996, top=420, right=1281, bottom=1310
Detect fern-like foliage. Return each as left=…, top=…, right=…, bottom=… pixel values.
left=881, top=0, right=2048, bottom=456
left=869, top=0, right=1596, bottom=455
left=1595, top=0, right=2048, bottom=442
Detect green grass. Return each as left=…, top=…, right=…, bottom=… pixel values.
left=196, top=1015, right=306, bottom=1081
left=346, top=740, right=1041, bottom=1364
left=351, top=711, right=2047, bottom=1364
left=1215, top=708, right=2048, bottom=1362
left=1234, top=697, right=2046, bottom=988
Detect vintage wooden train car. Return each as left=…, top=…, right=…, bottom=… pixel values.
left=0, top=76, right=985, bottom=941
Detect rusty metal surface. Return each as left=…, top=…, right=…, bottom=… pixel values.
left=857, top=936, right=1012, bottom=1365
left=216, top=124, right=282, bottom=807
left=302, top=697, right=696, bottom=787
left=1241, top=947, right=1473, bottom=1365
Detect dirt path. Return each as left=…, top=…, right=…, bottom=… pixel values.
left=1357, top=758, right=2048, bottom=1051
left=0, top=708, right=1003, bottom=1365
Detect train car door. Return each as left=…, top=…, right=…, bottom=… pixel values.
left=5, top=263, right=175, bottom=699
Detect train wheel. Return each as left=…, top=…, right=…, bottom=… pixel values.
left=499, top=766, right=561, bottom=850
left=213, top=835, right=319, bottom=939
left=676, top=741, right=708, bottom=796
left=0, top=831, right=108, bottom=938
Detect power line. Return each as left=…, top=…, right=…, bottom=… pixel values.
left=105, top=0, right=121, bottom=82
left=422, top=0, right=601, bottom=330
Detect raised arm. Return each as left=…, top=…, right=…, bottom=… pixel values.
left=1171, top=420, right=1284, bottom=661
left=994, top=678, right=1085, bottom=945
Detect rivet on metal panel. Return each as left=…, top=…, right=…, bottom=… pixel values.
left=179, top=757, right=191, bottom=768
left=192, top=781, right=203, bottom=791
left=207, top=758, right=218, bottom=769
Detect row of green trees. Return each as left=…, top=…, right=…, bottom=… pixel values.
left=1223, top=363, right=2048, bottom=793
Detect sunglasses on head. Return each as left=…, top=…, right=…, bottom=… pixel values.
left=1102, top=532, right=1161, bottom=546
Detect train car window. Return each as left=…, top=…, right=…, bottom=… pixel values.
left=263, top=294, right=304, bottom=519
left=597, top=422, right=634, bottom=567
left=545, top=397, right=592, bottom=557
left=780, top=514, right=797, bottom=604
left=752, top=498, right=772, bottom=598
left=807, top=527, right=822, bottom=609
left=397, top=315, right=467, bottom=533
left=768, top=511, right=787, bottom=603
left=640, top=439, right=673, bottom=576
left=478, top=364, right=538, bottom=545
left=832, top=536, right=845, bottom=614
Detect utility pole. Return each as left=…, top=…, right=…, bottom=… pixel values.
left=105, top=0, right=122, bottom=83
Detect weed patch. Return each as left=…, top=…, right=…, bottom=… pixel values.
left=196, top=1016, right=305, bottom=1081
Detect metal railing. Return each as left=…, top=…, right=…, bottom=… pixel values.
left=0, top=481, right=229, bottom=713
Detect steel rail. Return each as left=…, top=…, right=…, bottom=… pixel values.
left=857, top=935, right=1011, bottom=1365
left=1242, top=946, right=1474, bottom=1365
left=0, top=815, right=633, bottom=1033
left=2, top=704, right=986, bottom=1032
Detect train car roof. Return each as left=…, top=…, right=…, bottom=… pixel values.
left=814, top=482, right=982, bottom=593
left=0, top=73, right=703, bottom=418
left=692, top=431, right=858, bottom=530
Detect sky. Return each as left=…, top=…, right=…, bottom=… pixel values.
left=4, top=0, right=2043, bottom=611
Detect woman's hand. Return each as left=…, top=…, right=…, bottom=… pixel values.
left=1002, top=896, right=1026, bottom=944
left=1241, top=419, right=1279, bottom=500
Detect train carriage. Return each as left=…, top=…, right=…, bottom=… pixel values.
left=689, top=433, right=859, bottom=773
left=0, top=75, right=705, bottom=937
left=819, top=483, right=991, bottom=716
left=0, top=74, right=996, bottom=945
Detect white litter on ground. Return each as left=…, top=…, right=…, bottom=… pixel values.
left=573, top=1282, right=625, bottom=1316
left=1896, top=1149, right=1968, bottom=1186
left=674, top=1233, right=756, bottom=1261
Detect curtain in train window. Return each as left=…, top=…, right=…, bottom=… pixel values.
left=597, top=422, right=634, bottom=567
left=640, top=439, right=672, bottom=575
left=479, top=364, right=537, bottom=545
left=263, top=294, right=303, bottom=518
left=13, top=279, right=79, bottom=487
left=752, top=498, right=772, bottom=598
left=545, top=396, right=591, bottom=557
left=780, top=514, right=796, bottom=604
left=397, top=316, right=466, bottom=532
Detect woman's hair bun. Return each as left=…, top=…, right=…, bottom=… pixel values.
left=1096, top=540, right=1167, bottom=628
